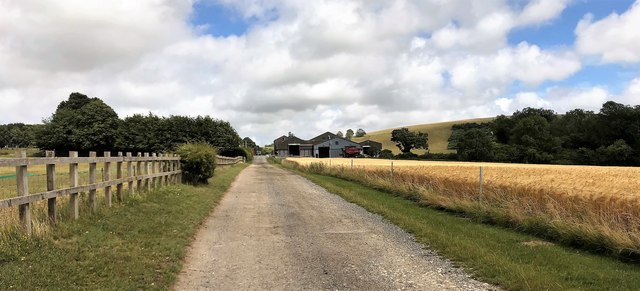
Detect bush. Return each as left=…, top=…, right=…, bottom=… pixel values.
left=395, top=152, right=419, bottom=160
left=176, top=143, right=217, bottom=185
left=378, top=149, right=394, bottom=159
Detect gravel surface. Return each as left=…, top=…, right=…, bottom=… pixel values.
left=174, top=157, right=498, bottom=290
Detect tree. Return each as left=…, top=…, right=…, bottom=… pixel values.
left=116, top=113, right=162, bottom=153
left=355, top=128, right=366, bottom=137
left=336, top=131, right=344, bottom=138
left=37, top=93, right=120, bottom=153
left=243, top=137, right=257, bottom=148
left=390, top=128, right=428, bottom=153
left=345, top=129, right=354, bottom=140
left=456, top=128, right=494, bottom=161
left=0, top=123, right=39, bottom=148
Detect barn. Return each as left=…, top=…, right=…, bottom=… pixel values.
left=274, top=132, right=378, bottom=158
left=313, top=137, right=363, bottom=158
left=273, top=135, right=314, bottom=157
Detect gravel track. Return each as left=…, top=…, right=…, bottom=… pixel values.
left=174, top=157, right=497, bottom=290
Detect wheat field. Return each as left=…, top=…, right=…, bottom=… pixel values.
left=288, top=158, right=640, bottom=199
left=286, top=158, right=640, bottom=257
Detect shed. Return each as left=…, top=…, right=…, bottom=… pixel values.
left=313, top=137, right=362, bottom=158
left=358, top=140, right=383, bottom=157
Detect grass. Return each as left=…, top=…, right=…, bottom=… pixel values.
left=352, top=117, right=495, bottom=154
left=0, top=163, right=248, bottom=290
left=288, top=158, right=640, bottom=260
left=273, top=160, right=640, bottom=290
left=0, top=148, right=41, bottom=158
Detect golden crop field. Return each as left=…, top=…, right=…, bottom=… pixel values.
left=288, top=158, right=640, bottom=199
left=286, top=157, right=640, bottom=256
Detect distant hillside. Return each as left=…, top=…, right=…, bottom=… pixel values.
left=352, top=117, right=495, bottom=154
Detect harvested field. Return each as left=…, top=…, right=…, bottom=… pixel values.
left=286, top=158, right=640, bottom=258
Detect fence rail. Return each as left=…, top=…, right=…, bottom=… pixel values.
left=1, top=150, right=182, bottom=235
left=216, top=155, right=244, bottom=165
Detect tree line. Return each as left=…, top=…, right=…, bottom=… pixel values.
left=336, top=128, right=366, bottom=140
left=1, top=93, right=245, bottom=157
left=451, top=101, right=640, bottom=166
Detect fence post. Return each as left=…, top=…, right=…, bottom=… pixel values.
left=351, top=159, right=353, bottom=169
left=16, top=150, right=31, bottom=235
left=117, top=152, right=123, bottom=202
left=46, top=150, right=57, bottom=224
left=144, top=153, right=150, bottom=192
left=127, top=152, right=134, bottom=196
left=151, top=153, right=157, bottom=190
left=165, top=154, right=170, bottom=184
left=171, top=155, right=177, bottom=184
left=158, top=154, right=163, bottom=188
left=88, top=151, right=97, bottom=212
left=177, top=155, right=182, bottom=184
left=479, top=166, right=484, bottom=196
left=104, top=151, right=112, bottom=207
left=390, top=160, right=394, bottom=180
left=69, top=151, right=79, bottom=220
left=136, top=152, right=142, bottom=193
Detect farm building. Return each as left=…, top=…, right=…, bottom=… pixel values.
left=358, top=140, right=383, bottom=157
left=273, top=132, right=379, bottom=158
left=274, top=135, right=314, bottom=157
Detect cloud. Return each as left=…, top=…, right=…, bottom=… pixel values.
left=448, top=42, right=581, bottom=100
left=0, top=0, right=623, bottom=146
left=620, top=77, right=640, bottom=105
left=575, top=1, right=640, bottom=63
left=518, top=0, right=570, bottom=26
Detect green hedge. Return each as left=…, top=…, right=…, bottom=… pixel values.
left=176, top=143, right=217, bottom=184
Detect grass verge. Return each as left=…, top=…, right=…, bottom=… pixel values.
left=273, top=161, right=640, bottom=290
left=0, top=163, right=248, bottom=290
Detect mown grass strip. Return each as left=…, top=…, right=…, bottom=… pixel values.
left=284, top=166, right=640, bottom=290
left=0, top=163, right=248, bottom=290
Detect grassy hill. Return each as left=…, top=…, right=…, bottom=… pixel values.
left=352, top=117, right=495, bottom=154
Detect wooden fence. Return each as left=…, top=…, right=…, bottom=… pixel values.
left=0, top=150, right=182, bottom=235
left=216, top=155, right=244, bottom=165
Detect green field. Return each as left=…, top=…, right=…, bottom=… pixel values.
left=352, top=117, right=495, bottom=154
left=0, top=163, right=248, bottom=289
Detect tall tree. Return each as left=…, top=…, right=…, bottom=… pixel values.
left=116, top=113, right=162, bottom=153
left=345, top=129, right=354, bottom=140
left=355, top=128, right=366, bottom=137
left=456, top=128, right=494, bottom=161
left=243, top=137, right=257, bottom=148
left=37, top=93, right=120, bottom=153
left=336, top=131, right=344, bottom=138
left=390, top=128, right=428, bottom=153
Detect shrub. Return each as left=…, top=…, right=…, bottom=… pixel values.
left=176, top=143, right=217, bottom=185
left=395, top=152, right=419, bottom=160
left=378, top=149, right=394, bottom=159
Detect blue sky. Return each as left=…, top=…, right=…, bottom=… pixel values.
left=1, top=0, right=640, bottom=144
left=191, top=2, right=249, bottom=37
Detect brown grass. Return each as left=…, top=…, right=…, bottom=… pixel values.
left=352, top=117, right=495, bottom=154
left=287, top=158, right=640, bottom=258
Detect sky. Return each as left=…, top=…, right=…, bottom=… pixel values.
left=1, top=0, right=640, bottom=145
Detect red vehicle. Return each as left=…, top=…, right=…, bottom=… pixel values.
left=343, top=146, right=361, bottom=157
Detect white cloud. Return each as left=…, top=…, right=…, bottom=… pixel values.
left=449, top=42, right=581, bottom=97
left=518, top=0, right=570, bottom=26
left=575, top=1, right=640, bottom=63
left=620, top=77, right=640, bottom=105
left=0, top=0, right=613, bottom=146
